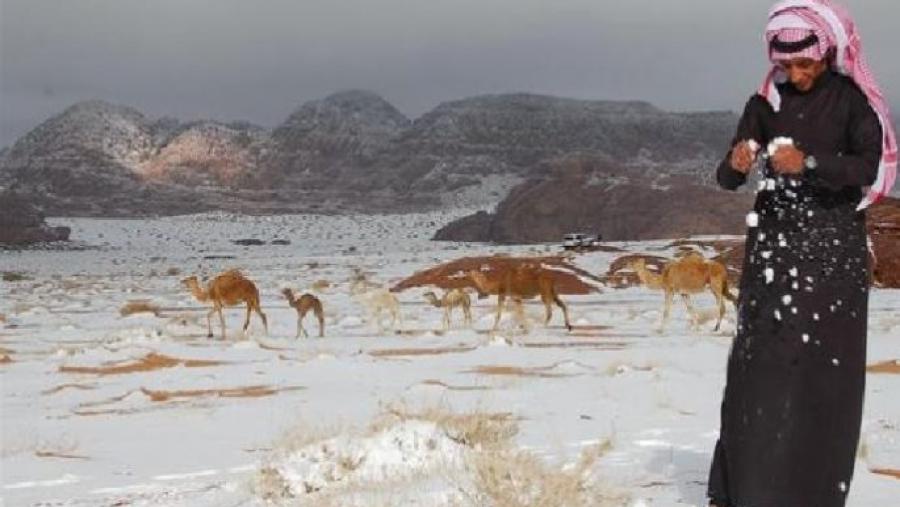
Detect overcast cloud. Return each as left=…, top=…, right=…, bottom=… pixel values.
left=1, top=0, right=897, bottom=147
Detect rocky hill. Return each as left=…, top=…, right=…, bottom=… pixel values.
left=0, top=92, right=740, bottom=217
left=0, top=190, right=70, bottom=245
left=433, top=156, right=755, bottom=243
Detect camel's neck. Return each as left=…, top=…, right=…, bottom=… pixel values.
left=635, top=266, right=661, bottom=286
left=189, top=282, right=210, bottom=302
left=283, top=289, right=296, bottom=305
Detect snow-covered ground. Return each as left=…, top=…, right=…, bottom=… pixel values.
left=1, top=212, right=898, bottom=506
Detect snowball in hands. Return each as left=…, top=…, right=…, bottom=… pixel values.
left=767, top=137, right=794, bottom=157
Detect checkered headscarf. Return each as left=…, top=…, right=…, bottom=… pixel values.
left=759, top=0, right=897, bottom=209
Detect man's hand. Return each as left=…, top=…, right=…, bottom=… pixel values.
left=729, top=141, right=756, bottom=174
left=771, top=145, right=805, bottom=175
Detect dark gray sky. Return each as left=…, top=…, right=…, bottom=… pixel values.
left=1, top=0, right=897, bottom=147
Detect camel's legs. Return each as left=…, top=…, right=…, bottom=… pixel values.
left=392, top=304, right=401, bottom=331
left=661, top=289, right=674, bottom=331
left=513, top=297, right=528, bottom=331
left=443, top=307, right=451, bottom=330
left=242, top=303, right=252, bottom=336
left=296, top=314, right=307, bottom=338
left=317, top=312, right=325, bottom=338
left=492, top=292, right=506, bottom=330
left=680, top=294, right=698, bottom=329
left=463, top=301, right=472, bottom=326
left=206, top=307, right=216, bottom=338
left=217, top=306, right=227, bottom=340
left=712, top=290, right=726, bottom=331
left=254, top=302, right=268, bottom=336
left=541, top=292, right=554, bottom=326
left=553, top=293, right=573, bottom=331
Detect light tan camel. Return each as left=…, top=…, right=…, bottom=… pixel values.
left=657, top=253, right=736, bottom=332
left=181, top=269, right=268, bottom=340
left=423, top=288, right=472, bottom=329
left=466, top=266, right=573, bottom=332
left=350, top=280, right=401, bottom=332
left=281, top=288, right=325, bottom=338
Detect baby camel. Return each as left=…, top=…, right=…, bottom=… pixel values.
left=181, top=269, right=268, bottom=340
left=467, top=265, right=572, bottom=332
left=281, top=288, right=325, bottom=338
left=350, top=280, right=401, bottom=332
left=659, top=253, right=736, bottom=332
left=423, top=288, right=472, bottom=330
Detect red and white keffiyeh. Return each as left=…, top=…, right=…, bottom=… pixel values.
left=758, top=0, right=897, bottom=210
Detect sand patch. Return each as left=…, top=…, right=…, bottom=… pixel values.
left=34, top=450, right=90, bottom=460
left=867, top=360, right=900, bottom=374
left=464, top=365, right=577, bottom=378
left=369, top=345, right=478, bottom=358
left=871, top=467, right=900, bottom=480
left=140, top=385, right=304, bottom=402
left=0, top=354, right=13, bottom=364
left=42, top=383, right=98, bottom=395
left=59, top=352, right=225, bottom=375
left=419, top=379, right=491, bottom=391
left=72, top=385, right=305, bottom=416
left=520, top=340, right=629, bottom=350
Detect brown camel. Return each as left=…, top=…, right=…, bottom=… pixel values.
left=466, top=266, right=572, bottom=332
left=657, top=253, right=736, bottom=332
left=181, top=269, right=268, bottom=340
left=423, top=288, right=472, bottom=330
left=281, top=288, right=325, bottom=338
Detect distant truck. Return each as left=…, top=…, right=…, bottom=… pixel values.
left=562, top=232, right=603, bottom=250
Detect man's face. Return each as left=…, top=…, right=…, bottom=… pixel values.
left=779, top=57, right=828, bottom=92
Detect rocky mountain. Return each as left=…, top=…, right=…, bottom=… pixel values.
left=433, top=156, right=755, bottom=243
left=0, top=190, right=70, bottom=245
left=0, top=92, right=741, bottom=217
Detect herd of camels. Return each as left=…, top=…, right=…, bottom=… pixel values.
left=180, top=252, right=736, bottom=340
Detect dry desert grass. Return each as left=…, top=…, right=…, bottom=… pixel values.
left=119, top=300, right=161, bottom=317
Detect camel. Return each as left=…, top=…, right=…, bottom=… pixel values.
left=181, top=269, right=268, bottom=340
left=281, top=288, right=325, bottom=338
left=423, top=288, right=472, bottom=330
left=466, top=265, right=572, bottom=332
left=633, top=253, right=736, bottom=332
left=350, top=280, right=401, bottom=332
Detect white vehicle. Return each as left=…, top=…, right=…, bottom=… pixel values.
left=563, top=233, right=587, bottom=250
left=585, top=233, right=604, bottom=248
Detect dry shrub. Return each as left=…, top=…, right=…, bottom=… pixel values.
left=252, top=404, right=625, bottom=507
left=2, top=271, right=30, bottom=282
left=464, top=441, right=626, bottom=507
left=311, top=279, right=331, bottom=292
left=269, top=419, right=349, bottom=456
left=119, top=300, right=161, bottom=317
left=254, top=465, right=296, bottom=503
left=165, top=266, right=181, bottom=277
left=375, top=403, right=518, bottom=450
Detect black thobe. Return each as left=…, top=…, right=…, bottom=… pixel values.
left=707, top=70, right=882, bottom=507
